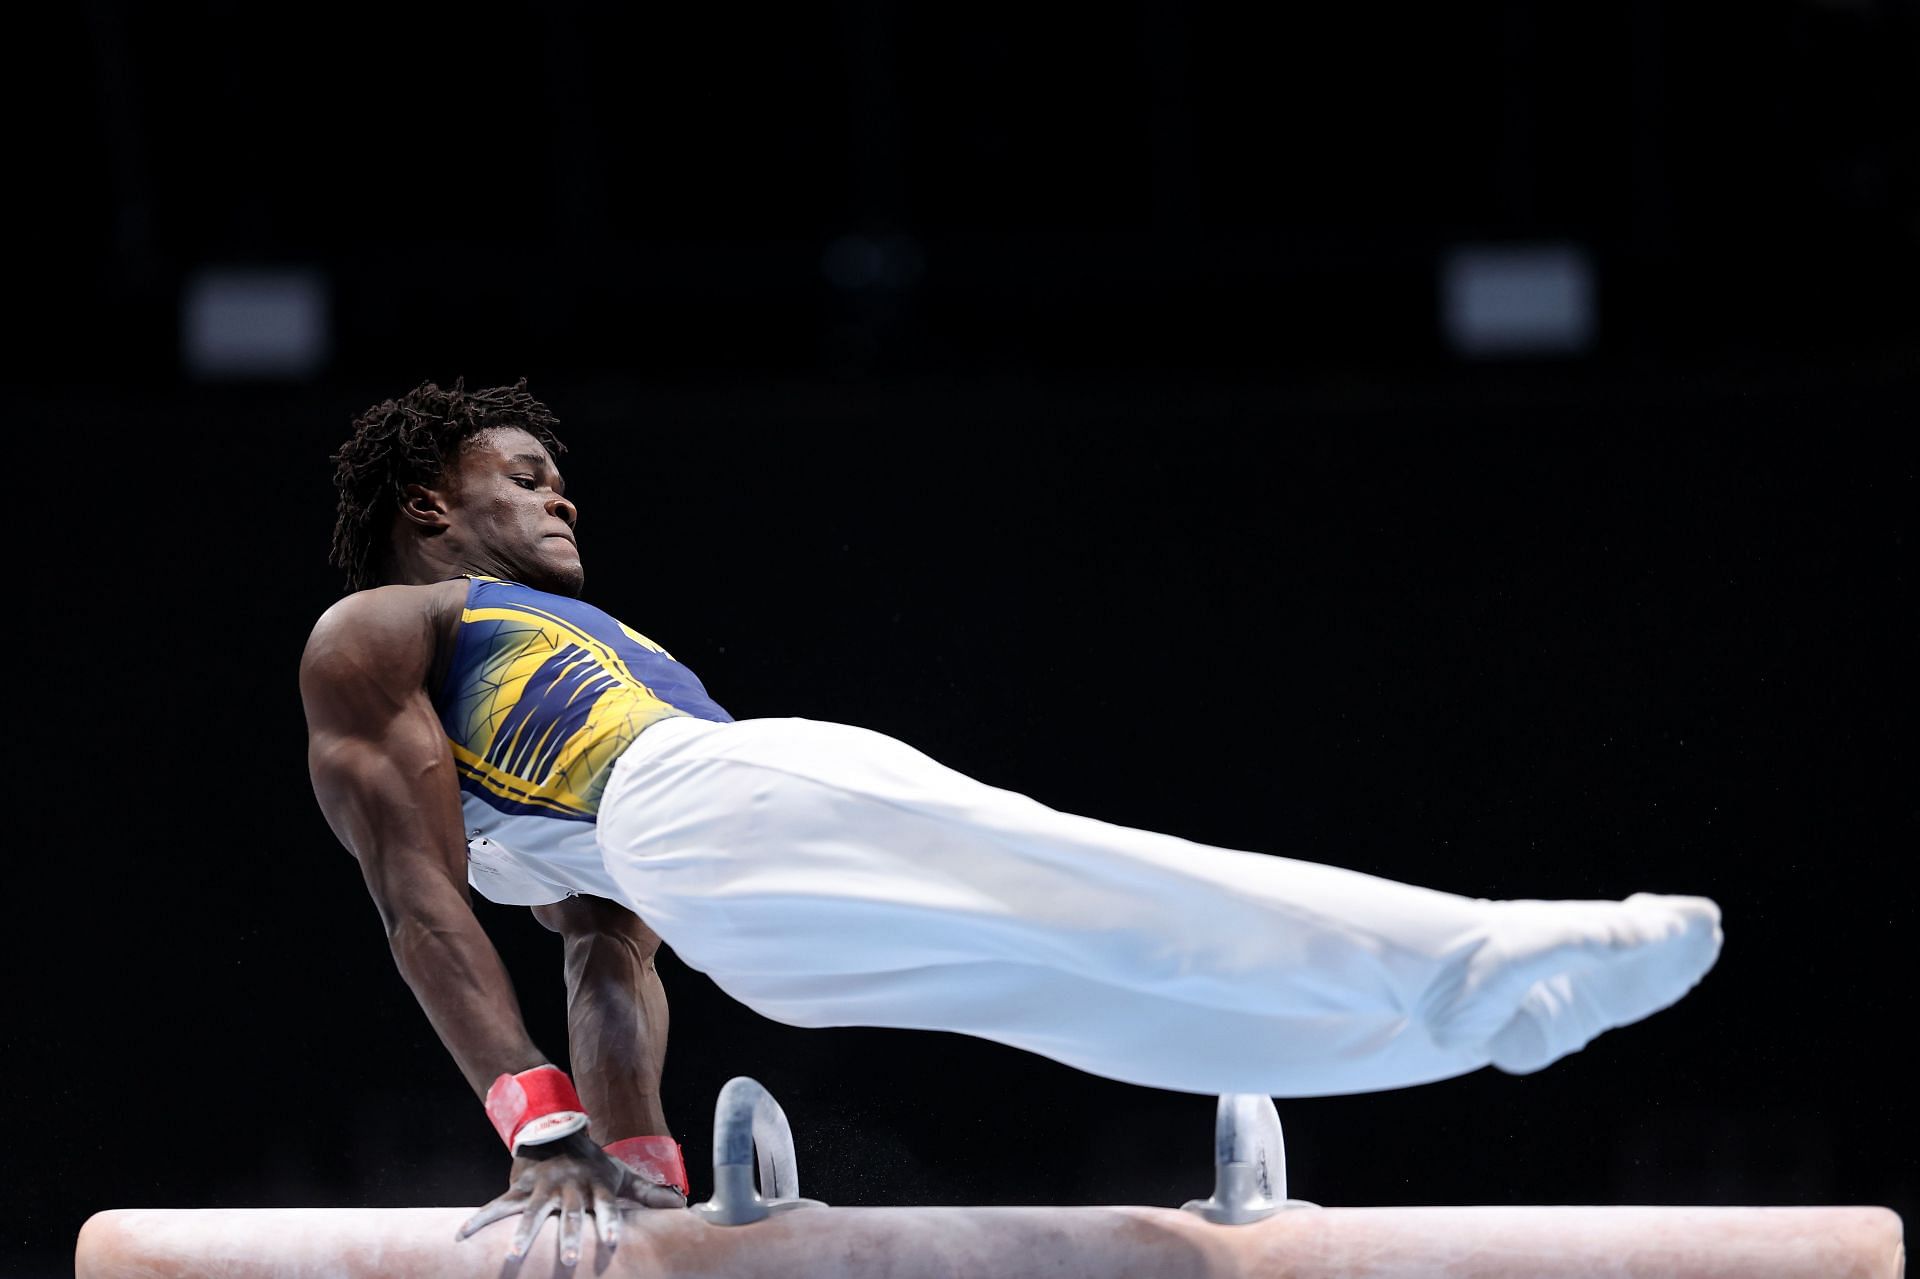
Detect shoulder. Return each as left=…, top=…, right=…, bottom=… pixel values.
left=301, top=581, right=466, bottom=689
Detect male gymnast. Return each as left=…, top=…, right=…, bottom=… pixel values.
left=300, top=378, right=1722, bottom=1264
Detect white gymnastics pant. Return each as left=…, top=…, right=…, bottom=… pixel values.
left=595, top=716, right=1722, bottom=1096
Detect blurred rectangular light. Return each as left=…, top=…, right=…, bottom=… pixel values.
left=182, top=267, right=330, bottom=379
left=1440, top=243, right=1595, bottom=358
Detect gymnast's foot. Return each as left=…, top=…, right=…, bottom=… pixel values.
left=1433, top=893, right=1723, bottom=1074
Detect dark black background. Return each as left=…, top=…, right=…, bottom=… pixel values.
left=11, top=2, right=1915, bottom=1273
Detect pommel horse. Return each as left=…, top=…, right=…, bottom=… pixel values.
left=76, top=1081, right=1905, bottom=1279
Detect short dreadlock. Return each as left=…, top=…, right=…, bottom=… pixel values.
left=328, top=377, right=567, bottom=593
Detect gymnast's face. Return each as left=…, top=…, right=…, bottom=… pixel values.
left=439, top=427, right=584, bottom=596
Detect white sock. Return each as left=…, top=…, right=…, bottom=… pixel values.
left=1431, top=893, right=1723, bottom=1072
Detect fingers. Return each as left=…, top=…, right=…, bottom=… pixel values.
left=610, top=1163, right=688, bottom=1211
left=455, top=1190, right=527, bottom=1242
left=558, top=1186, right=585, bottom=1268
left=509, top=1192, right=559, bottom=1261
left=632, top=1181, right=688, bottom=1210
left=591, top=1182, right=622, bottom=1250
left=460, top=1162, right=667, bottom=1260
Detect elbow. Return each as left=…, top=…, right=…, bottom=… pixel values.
left=536, top=896, right=663, bottom=962
left=380, top=910, right=484, bottom=989
left=381, top=909, right=439, bottom=958
left=564, top=924, right=662, bottom=971
left=381, top=906, right=428, bottom=946
left=375, top=886, right=473, bottom=951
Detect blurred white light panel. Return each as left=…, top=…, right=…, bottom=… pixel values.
left=1440, top=243, right=1595, bottom=358
left=182, top=268, right=330, bottom=378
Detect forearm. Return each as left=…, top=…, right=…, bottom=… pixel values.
left=386, top=892, right=548, bottom=1100
left=562, top=928, right=670, bottom=1139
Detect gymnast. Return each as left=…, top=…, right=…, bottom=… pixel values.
left=299, top=378, right=1722, bottom=1264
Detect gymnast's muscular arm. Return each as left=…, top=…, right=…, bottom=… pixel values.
left=300, top=585, right=669, bottom=1259
left=531, top=896, right=672, bottom=1141
left=301, top=585, right=545, bottom=1096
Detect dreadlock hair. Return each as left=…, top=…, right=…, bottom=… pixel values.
left=328, top=377, right=567, bottom=593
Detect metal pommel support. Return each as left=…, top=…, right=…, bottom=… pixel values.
left=691, top=1076, right=828, bottom=1226
left=1181, top=1093, right=1318, bottom=1225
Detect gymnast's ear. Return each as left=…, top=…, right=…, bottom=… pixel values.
left=397, top=481, right=452, bottom=531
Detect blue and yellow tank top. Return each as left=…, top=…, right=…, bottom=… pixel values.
left=432, top=575, right=732, bottom=905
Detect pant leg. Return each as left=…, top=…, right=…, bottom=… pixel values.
left=595, top=715, right=1717, bottom=1096
left=707, top=957, right=1494, bottom=1095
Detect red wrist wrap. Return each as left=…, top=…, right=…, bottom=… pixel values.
left=485, top=1065, right=589, bottom=1154
left=604, top=1135, right=690, bottom=1197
